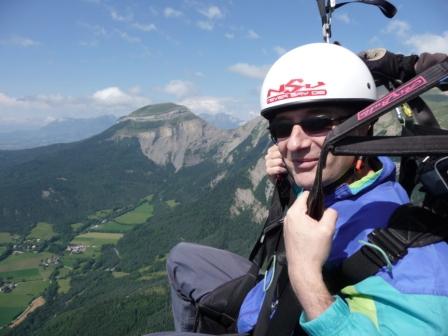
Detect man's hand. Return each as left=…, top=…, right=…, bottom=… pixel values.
left=359, top=48, right=419, bottom=83
left=283, top=191, right=338, bottom=320
left=265, top=144, right=287, bottom=183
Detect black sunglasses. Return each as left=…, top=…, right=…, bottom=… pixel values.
left=268, top=115, right=348, bottom=142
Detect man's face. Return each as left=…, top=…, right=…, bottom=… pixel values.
left=272, top=106, right=358, bottom=190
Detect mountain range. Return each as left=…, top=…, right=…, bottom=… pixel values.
left=0, top=112, right=244, bottom=151
left=0, top=103, right=271, bottom=335
left=0, top=116, right=117, bottom=150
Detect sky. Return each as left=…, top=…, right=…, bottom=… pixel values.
left=1, top=0, right=447, bottom=131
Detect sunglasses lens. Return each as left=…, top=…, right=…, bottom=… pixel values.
left=269, top=115, right=342, bottom=141
left=300, top=117, right=333, bottom=133
left=270, top=120, right=293, bottom=140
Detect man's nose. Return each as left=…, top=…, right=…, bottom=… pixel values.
left=286, top=125, right=312, bottom=151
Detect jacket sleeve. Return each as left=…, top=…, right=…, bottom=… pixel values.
left=299, top=296, right=380, bottom=336
left=299, top=276, right=448, bottom=336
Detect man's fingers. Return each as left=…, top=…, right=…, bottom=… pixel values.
left=321, top=207, right=338, bottom=231
left=266, top=158, right=285, bottom=168
left=290, top=190, right=309, bottom=213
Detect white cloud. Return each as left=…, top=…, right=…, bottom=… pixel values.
left=199, top=6, right=223, bottom=20
left=115, top=30, right=141, bottom=43
left=197, top=21, right=214, bottom=31
left=179, top=96, right=258, bottom=121
left=164, top=7, right=183, bottom=18
left=383, top=20, right=411, bottom=38
left=405, top=32, right=448, bottom=54
left=228, top=63, right=270, bottom=79
left=225, top=32, right=235, bottom=39
left=0, top=87, right=152, bottom=129
left=0, top=35, right=41, bottom=47
left=381, top=19, right=448, bottom=53
left=179, top=96, right=228, bottom=115
left=132, top=22, right=157, bottom=32
left=0, top=92, right=22, bottom=107
left=79, top=40, right=99, bottom=47
left=92, top=87, right=136, bottom=105
left=247, top=30, right=260, bottom=39
left=335, top=13, right=350, bottom=24
left=273, top=46, right=287, bottom=56
left=368, top=35, right=383, bottom=47
left=128, top=86, right=141, bottom=95
left=110, top=8, right=133, bottom=22
left=79, top=22, right=108, bottom=37
left=163, top=80, right=197, bottom=98
left=196, top=5, right=223, bottom=31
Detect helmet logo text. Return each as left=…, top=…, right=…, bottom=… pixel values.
left=267, top=79, right=327, bottom=104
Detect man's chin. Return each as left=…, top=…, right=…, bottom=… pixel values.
left=291, top=176, right=316, bottom=190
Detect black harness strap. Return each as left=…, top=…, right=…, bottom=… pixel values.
left=250, top=177, right=292, bottom=267
left=264, top=273, right=304, bottom=336
left=332, top=204, right=448, bottom=289
left=252, top=252, right=288, bottom=336
left=329, top=135, right=448, bottom=156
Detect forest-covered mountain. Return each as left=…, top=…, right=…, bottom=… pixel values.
left=0, top=103, right=272, bottom=335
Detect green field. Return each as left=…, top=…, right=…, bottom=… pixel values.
left=142, top=194, right=153, bottom=202
left=71, top=232, right=123, bottom=245
left=112, top=271, right=129, bottom=279
left=63, top=232, right=123, bottom=268
left=114, top=202, right=154, bottom=225
left=70, top=222, right=85, bottom=232
left=0, top=252, right=54, bottom=328
left=0, top=252, right=53, bottom=274
left=27, top=222, right=55, bottom=241
left=87, top=209, right=114, bottom=220
left=166, top=199, right=179, bottom=208
left=66, top=232, right=123, bottom=260
left=58, top=267, right=71, bottom=278
left=0, top=233, right=13, bottom=245
left=0, top=280, right=47, bottom=326
left=91, top=221, right=135, bottom=233
left=57, top=278, right=71, bottom=294
left=0, top=268, right=40, bottom=281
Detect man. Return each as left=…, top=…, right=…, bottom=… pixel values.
left=150, top=43, right=448, bottom=335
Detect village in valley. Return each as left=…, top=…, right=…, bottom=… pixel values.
left=0, top=195, right=160, bottom=332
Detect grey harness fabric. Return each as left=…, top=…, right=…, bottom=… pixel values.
left=167, top=242, right=252, bottom=332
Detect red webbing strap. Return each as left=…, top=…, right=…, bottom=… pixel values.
left=328, top=60, right=448, bottom=146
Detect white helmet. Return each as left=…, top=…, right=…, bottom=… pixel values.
left=260, top=43, right=376, bottom=119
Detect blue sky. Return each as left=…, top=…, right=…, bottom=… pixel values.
left=1, top=0, right=447, bottom=130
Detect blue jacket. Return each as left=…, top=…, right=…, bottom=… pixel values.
left=237, top=156, right=448, bottom=335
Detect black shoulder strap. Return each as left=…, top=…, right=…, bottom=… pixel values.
left=332, top=204, right=448, bottom=289
left=249, top=178, right=292, bottom=267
